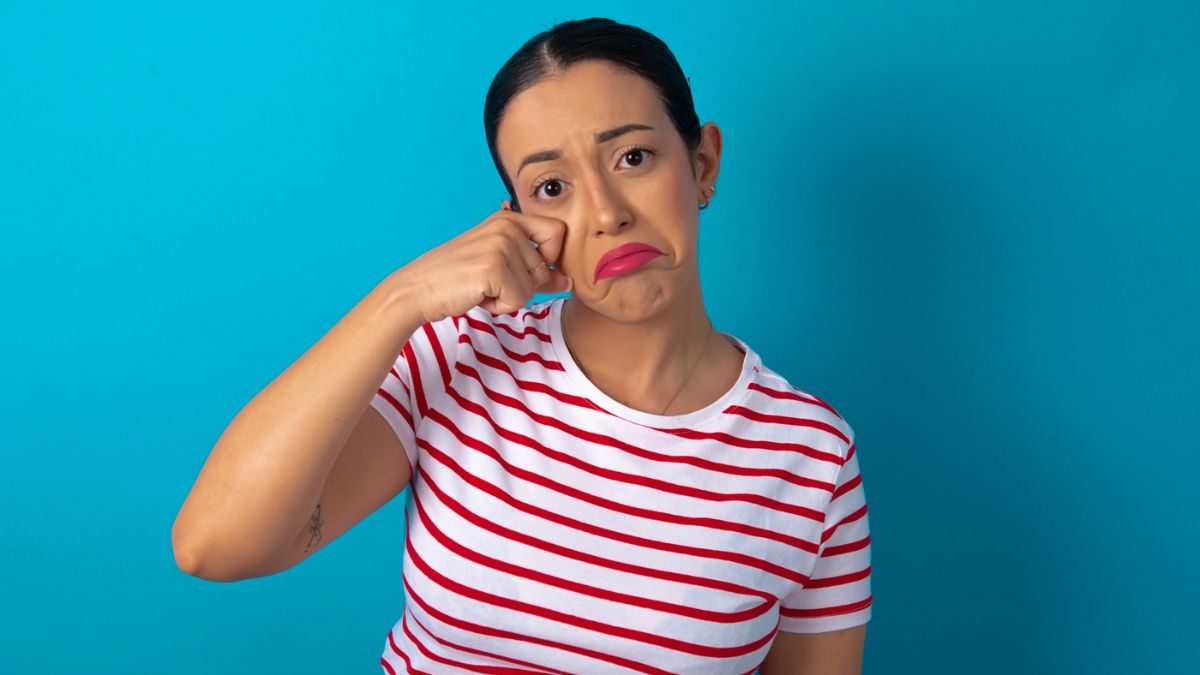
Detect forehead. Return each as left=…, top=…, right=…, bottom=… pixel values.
left=497, top=60, right=669, bottom=172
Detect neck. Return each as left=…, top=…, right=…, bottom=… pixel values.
left=560, top=276, right=717, bottom=413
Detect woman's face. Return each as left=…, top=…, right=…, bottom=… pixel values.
left=495, top=59, right=721, bottom=318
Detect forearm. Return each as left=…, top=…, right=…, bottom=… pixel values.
left=172, top=270, right=424, bottom=580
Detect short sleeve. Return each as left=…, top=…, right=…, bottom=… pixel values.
left=779, top=435, right=873, bottom=633
left=368, top=312, right=464, bottom=472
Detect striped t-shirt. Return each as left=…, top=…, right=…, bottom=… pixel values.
left=369, top=295, right=872, bottom=674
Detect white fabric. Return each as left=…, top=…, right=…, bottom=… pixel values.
left=369, top=296, right=872, bottom=673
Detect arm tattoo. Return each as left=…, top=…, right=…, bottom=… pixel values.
left=304, top=503, right=325, bottom=552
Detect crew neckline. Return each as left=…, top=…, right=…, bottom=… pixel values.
left=546, top=296, right=760, bottom=428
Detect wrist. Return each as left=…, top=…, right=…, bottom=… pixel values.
left=370, top=269, right=429, bottom=335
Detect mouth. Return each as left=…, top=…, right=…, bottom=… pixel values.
left=594, top=242, right=665, bottom=283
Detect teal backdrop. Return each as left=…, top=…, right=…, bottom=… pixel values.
left=1, top=1, right=1196, bottom=673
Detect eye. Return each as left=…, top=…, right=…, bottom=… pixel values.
left=619, top=144, right=657, bottom=169
left=528, top=144, right=659, bottom=202
left=529, top=175, right=566, bottom=201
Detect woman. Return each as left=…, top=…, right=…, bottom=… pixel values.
left=172, top=17, right=872, bottom=674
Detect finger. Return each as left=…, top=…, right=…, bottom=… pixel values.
left=510, top=236, right=551, bottom=297
left=496, top=211, right=567, bottom=270
left=509, top=228, right=552, bottom=284
left=501, top=242, right=535, bottom=307
left=482, top=252, right=527, bottom=315
left=494, top=227, right=568, bottom=297
left=492, top=217, right=553, bottom=288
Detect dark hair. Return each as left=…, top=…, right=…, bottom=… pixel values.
left=484, top=17, right=702, bottom=213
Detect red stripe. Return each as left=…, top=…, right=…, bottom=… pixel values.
left=375, top=386, right=414, bottom=434
left=832, top=472, right=862, bottom=500
left=401, top=612, right=483, bottom=673
left=821, top=504, right=868, bottom=544
left=413, top=441, right=810, bottom=584
left=454, top=357, right=841, bottom=488
left=383, top=300, right=865, bottom=668
left=409, top=611, right=572, bottom=675
left=426, top=406, right=821, bottom=552
left=386, top=629, right=429, bottom=667
left=801, top=390, right=846, bottom=421
left=724, top=405, right=851, bottom=445
left=465, top=316, right=561, bottom=366
left=471, top=313, right=554, bottom=343
left=822, top=534, right=870, bottom=557
left=418, top=467, right=778, bottom=602
left=422, top=321, right=454, bottom=394
left=389, top=367, right=412, bottom=399
left=465, top=342, right=607, bottom=409
left=379, top=654, right=397, bottom=675
left=400, top=610, right=544, bottom=674
left=525, top=302, right=554, bottom=320
left=779, top=595, right=872, bottom=619
left=405, top=534, right=780, bottom=659
left=385, top=627, right=431, bottom=674
left=402, top=342, right=429, bottom=420
left=401, top=319, right=459, bottom=423
left=441, top=370, right=827, bottom=521
left=804, top=565, right=871, bottom=589
left=411, top=483, right=776, bottom=623
left=747, top=382, right=845, bottom=421
left=402, top=573, right=673, bottom=675
left=648, top=427, right=844, bottom=462
left=747, top=381, right=820, bottom=405
left=461, top=329, right=842, bottom=465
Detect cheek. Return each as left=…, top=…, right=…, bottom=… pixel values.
left=655, top=164, right=696, bottom=213
left=659, top=169, right=699, bottom=231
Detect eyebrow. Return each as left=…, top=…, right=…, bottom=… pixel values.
left=516, top=123, right=656, bottom=178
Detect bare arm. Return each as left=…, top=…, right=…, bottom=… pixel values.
left=237, top=403, right=416, bottom=579
left=759, top=625, right=866, bottom=675
left=171, top=270, right=424, bottom=581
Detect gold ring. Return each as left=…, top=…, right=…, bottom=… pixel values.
left=529, top=261, right=548, bottom=274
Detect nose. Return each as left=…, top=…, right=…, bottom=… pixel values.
left=579, top=169, right=633, bottom=237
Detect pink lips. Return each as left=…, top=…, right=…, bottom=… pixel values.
left=594, top=242, right=665, bottom=282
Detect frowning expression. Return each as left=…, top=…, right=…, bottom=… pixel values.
left=495, top=59, right=720, bottom=313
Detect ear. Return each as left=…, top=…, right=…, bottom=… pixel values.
left=501, top=199, right=511, bottom=211
left=693, top=121, right=723, bottom=187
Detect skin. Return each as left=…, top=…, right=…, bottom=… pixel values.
left=758, top=624, right=866, bottom=674
left=496, top=59, right=867, bottom=670
left=495, top=59, right=744, bottom=416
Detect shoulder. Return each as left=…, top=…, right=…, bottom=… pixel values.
left=748, top=361, right=856, bottom=459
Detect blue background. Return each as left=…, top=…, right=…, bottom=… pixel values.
left=1, top=1, right=1196, bottom=672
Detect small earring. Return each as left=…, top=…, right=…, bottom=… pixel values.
left=698, top=185, right=715, bottom=210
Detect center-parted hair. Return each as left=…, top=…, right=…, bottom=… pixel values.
left=483, top=17, right=703, bottom=213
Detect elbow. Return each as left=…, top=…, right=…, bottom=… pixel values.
left=171, top=522, right=249, bottom=583
left=172, top=538, right=253, bottom=582
left=171, top=504, right=298, bottom=581
left=172, top=527, right=221, bottom=581
left=171, top=515, right=202, bottom=575
left=173, top=541, right=211, bottom=579
left=172, top=528, right=210, bottom=579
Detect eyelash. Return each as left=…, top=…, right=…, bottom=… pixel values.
left=528, top=144, right=658, bottom=201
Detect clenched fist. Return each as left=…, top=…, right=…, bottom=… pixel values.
left=395, top=202, right=573, bottom=323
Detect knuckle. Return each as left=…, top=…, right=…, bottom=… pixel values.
left=484, top=250, right=508, bottom=275
left=491, top=214, right=517, bottom=233
left=486, top=231, right=510, bottom=251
